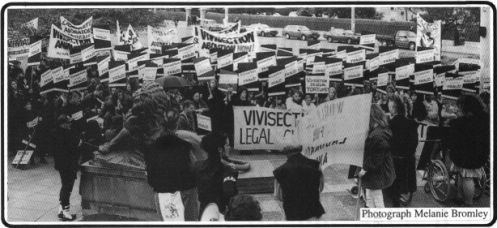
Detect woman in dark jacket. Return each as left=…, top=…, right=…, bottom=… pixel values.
left=446, top=94, right=489, bottom=206
left=79, top=120, right=105, bottom=164
left=385, top=95, right=418, bottom=207
left=358, top=104, right=396, bottom=208
left=196, top=132, right=238, bottom=216
left=412, top=93, right=428, bottom=122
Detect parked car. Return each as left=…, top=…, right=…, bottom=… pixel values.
left=323, top=28, right=360, bottom=44
left=202, top=19, right=224, bottom=32
left=245, top=24, right=278, bottom=37
left=282, top=25, right=320, bottom=40
left=376, top=30, right=417, bottom=50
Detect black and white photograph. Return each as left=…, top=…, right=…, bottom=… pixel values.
left=3, top=2, right=493, bottom=225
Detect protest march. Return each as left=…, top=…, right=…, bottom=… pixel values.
left=6, top=5, right=491, bottom=224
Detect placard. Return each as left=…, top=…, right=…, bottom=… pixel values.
left=416, top=49, right=435, bottom=64
left=379, top=49, right=399, bottom=65
left=312, top=62, right=325, bottom=74
left=414, top=69, right=434, bottom=85
left=343, top=65, right=363, bottom=81
left=268, top=69, right=285, bottom=88
left=238, top=69, right=258, bottom=86
left=52, top=66, right=65, bottom=84
left=284, top=61, right=299, bottom=78
left=40, top=70, right=53, bottom=88
left=109, top=64, right=126, bottom=83
left=395, top=64, right=415, bottom=81
left=140, top=67, right=157, bottom=81
left=72, top=110, right=83, bottom=120
left=435, top=73, right=446, bottom=87
left=325, top=61, right=343, bottom=77
left=12, top=150, right=34, bottom=165
left=194, top=58, right=212, bottom=76
left=257, top=55, right=276, bottom=73
left=163, top=60, right=182, bottom=76
left=218, top=53, right=234, bottom=69
left=97, top=56, right=111, bottom=76
left=197, top=114, right=212, bottom=132
left=366, top=56, right=380, bottom=72
left=346, top=49, right=366, bottom=63
left=69, top=69, right=87, bottom=87
left=305, top=76, right=329, bottom=94
left=377, top=72, right=389, bottom=87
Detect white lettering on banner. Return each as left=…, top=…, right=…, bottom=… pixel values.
left=219, top=73, right=238, bottom=84
left=197, top=114, right=212, bottom=132
left=61, top=16, right=93, bottom=40
left=40, top=70, right=53, bottom=88
left=344, top=65, right=363, bottom=81
left=128, top=54, right=149, bottom=72
left=218, top=53, right=234, bottom=69
left=257, top=56, right=276, bottom=73
left=396, top=64, right=415, bottom=81
left=72, top=111, right=83, bottom=120
left=140, top=67, right=157, bottom=81
left=193, top=27, right=260, bottom=57
left=178, top=44, right=196, bottom=60
left=312, top=62, right=325, bottom=74
left=306, top=76, right=329, bottom=94
left=109, top=64, right=126, bottom=83
left=70, top=52, right=82, bottom=64
left=298, top=94, right=371, bottom=168
left=8, top=37, right=30, bottom=60
left=366, top=56, right=380, bottom=72
left=194, top=58, right=212, bottom=76
left=268, top=70, right=285, bottom=88
left=112, top=50, right=129, bottom=61
left=346, top=49, right=366, bottom=63
left=27, top=117, right=39, bottom=128
left=163, top=60, right=182, bottom=76
left=69, top=69, right=87, bottom=87
left=81, top=45, right=95, bottom=61
left=443, top=77, right=464, bottom=90
left=377, top=72, right=389, bottom=87
left=416, top=49, right=435, bottom=64
left=284, top=61, right=299, bottom=77
left=435, top=73, right=446, bottom=87
left=414, top=69, right=434, bottom=85
left=360, top=34, right=376, bottom=45
left=97, top=56, right=110, bottom=76
left=234, top=106, right=305, bottom=150
left=306, top=52, right=323, bottom=65
left=336, top=50, right=347, bottom=60
left=325, top=61, right=343, bottom=77
left=233, top=55, right=248, bottom=71
left=93, top=28, right=111, bottom=40
left=210, top=52, right=218, bottom=63
left=28, top=40, right=42, bottom=57
left=52, top=67, right=65, bottom=84
left=238, top=69, right=258, bottom=86
left=379, top=49, right=399, bottom=65
left=47, top=24, right=93, bottom=59
left=148, top=26, right=179, bottom=53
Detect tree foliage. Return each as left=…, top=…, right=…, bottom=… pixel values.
left=407, top=7, right=480, bottom=33
left=313, top=7, right=383, bottom=19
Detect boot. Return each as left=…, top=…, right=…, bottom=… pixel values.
left=57, top=205, right=63, bottom=219
left=59, top=205, right=76, bottom=221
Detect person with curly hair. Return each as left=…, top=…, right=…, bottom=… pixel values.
left=225, top=194, right=263, bottom=221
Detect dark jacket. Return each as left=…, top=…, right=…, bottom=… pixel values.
left=447, top=114, right=490, bottom=169
left=52, top=126, right=80, bottom=172
left=144, top=133, right=196, bottom=193
left=273, top=153, right=325, bottom=221
left=362, top=126, right=396, bottom=190
left=388, top=115, right=418, bottom=194
left=177, top=112, right=195, bottom=132
left=196, top=158, right=237, bottom=213
left=207, top=88, right=227, bottom=132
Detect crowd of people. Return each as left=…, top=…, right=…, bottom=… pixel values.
left=8, top=53, right=491, bottom=221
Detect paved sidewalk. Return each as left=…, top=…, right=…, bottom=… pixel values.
left=5, top=155, right=490, bottom=223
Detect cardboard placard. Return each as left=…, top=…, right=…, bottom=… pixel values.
left=197, top=114, right=212, bottom=132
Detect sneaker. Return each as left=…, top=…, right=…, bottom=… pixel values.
left=59, top=206, right=76, bottom=221
left=57, top=205, right=63, bottom=219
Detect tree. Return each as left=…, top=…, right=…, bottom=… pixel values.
left=313, top=7, right=382, bottom=19
left=407, top=7, right=480, bottom=34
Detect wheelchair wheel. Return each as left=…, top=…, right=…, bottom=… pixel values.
left=429, top=160, right=451, bottom=202
left=473, top=169, right=487, bottom=200
left=400, top=192, right=413, bottom=206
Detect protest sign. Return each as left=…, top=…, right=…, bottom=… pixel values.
left=127, top=53, right=149, bottom=73
left=414, top=68, right=434, bottom=95
left=218, top=70, right=238, bottom=93
left=297, top=93, right=371, bottom=169
left=218, top=52, right=234, bottom=70
left=267, top=66, right=285, bottom=96
left=8, top=37, right=30, bottom=60
left=238, top=67, right=258, bottom=86
left=108, top=62, right=127, bottom=87
left=12, top=150, right=34, bottom=165
left=346, top=49, right=366, bottom=64
left=416, top=48, right=435, bottom=64
left=306, top=49, right=323, bottom=66
left=256, top=52, right=277, bottom=73
left=197, top=114, right=212, bottom=132
left=234, top=106, right=305, bottom=150
left=210, top=49, right=218, bottom=64
left=97, top=55, right=111, bottom=82
left=113, top=49, right=129, bottom=61
left=93, top=27, right=112, bottom=50
left=233, top=52, right=249, bottom=71
left=366, top=54, right=380, bottom=72
left=325, top=60, right=343, bottom=81
left=81, top=44, right=96, bottom=64
left=194, top=57, right=213, bottom=77
left=72, top=110, right=83, bottom=120
left=27, top=39, right=42, bottom=66
left=416, top=14, right=441, bottom=61
left=139, top=63, right=158, bottom=81
left=376, top=72, right=389, bottom=93
left=68, top=67, right=87, bottom=91
left=306, top=76, right=329, bottom=94
left=460, top=70, right=478, bottom=93
left=148, top=25, right=179, bottom=54
left=343, top=64, right=364, bottom=86
left=123, top=24, right=143, bottom=50
left=60, top=16, right=93, bottom=40
left=219, top=21, right=241, bottom=34
left=163, top=58, right=182, bottom=76
left=48, top=25, right=93, bottom=59
left=193, top=26, right=260, bottom=57
left=178, top=44, right=196, bottom=60
left=395, top=63, right=415, bottom=89
left=359, top=34, right=376, bottom=51
left=307, top=40, right=320, bottom=50
left=442, top=76, right=463, bottom=100
left=22, top=18, right=39, bottom=30
left=261, top=44, right=277, bottom=53
left=379, top=48, right=399, bottom=65
left=40, top=69, right=53, bottom=88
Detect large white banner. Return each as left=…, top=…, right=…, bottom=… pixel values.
left=234, top=106, right=304, bottom=150
left=60, top=16, right=93, bottom=40
left=22, top=18, right=39, bottom=30
left=47, top=25, right=93, bottom=59
left=297, top=94, right=372, bottom=168
left=416, top=14, right=441, bottom=61
left=147, top=25, right=179, bottom=54
left=193, top=26, right=259, bottom=57
left=7, top=37, right=30, bottom=60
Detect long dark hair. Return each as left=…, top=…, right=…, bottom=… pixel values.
left=458, top=94, right=485, bottom=117
left=200, top=132, right=227, bottom=162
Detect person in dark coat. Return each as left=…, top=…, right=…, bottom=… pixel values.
left=226, top=86, right=252, bottom=150
left=385, top=95, right=418, bottom=207
left=177, top=100, right=196, bottom=132
left=207, top=79, right=228, bottom=133
left=79, top=120, right=104, bottom=164
left=446, top=94, right=490, bottom=206
left=358, top=104, right=396, bottom=208
left=52, top=114, right=81, bottom=221
left=273, top=145, right=325, bottom=220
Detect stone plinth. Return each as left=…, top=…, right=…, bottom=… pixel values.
left=237, top=160, right=275, bottom=194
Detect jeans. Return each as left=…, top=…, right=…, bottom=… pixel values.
left=154, top=188, right=199, bottom=221
left=59, top=171, right=77, bottom=207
